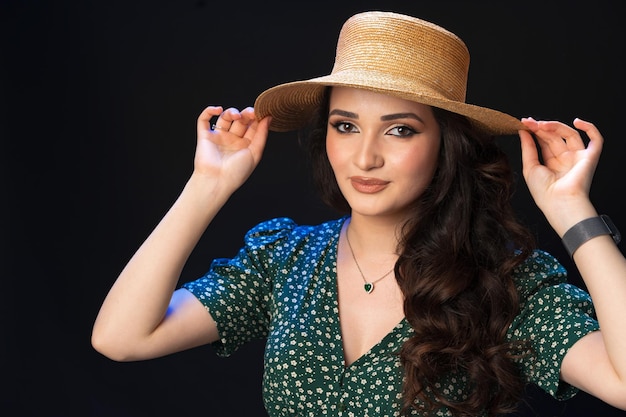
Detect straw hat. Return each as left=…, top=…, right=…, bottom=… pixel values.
left=254, top=11, right=524, bottom=135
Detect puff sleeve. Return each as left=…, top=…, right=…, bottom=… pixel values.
left=183, top=217, right=298, bottom=357
left=507, top=250, right=600, bottom=400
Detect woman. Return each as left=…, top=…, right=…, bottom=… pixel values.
left=91, top=11, right=626, bottom=416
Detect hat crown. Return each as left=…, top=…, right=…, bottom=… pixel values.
left=331, top=11, right=470, bottom=102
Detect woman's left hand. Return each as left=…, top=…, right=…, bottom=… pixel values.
left=519, top=117, right=603, bottom=236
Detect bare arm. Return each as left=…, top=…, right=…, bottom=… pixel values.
left=519, top=117, right=626, bottom=409
left=91, top=106, right=270, bottom=361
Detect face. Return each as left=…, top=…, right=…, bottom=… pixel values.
left=326, top=87, right=441, bottom=220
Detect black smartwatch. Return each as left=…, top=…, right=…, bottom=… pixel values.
left=561, top=215, right=621, bottom=259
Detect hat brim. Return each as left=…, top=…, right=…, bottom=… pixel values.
left=254, top=71, right=525, bottom=136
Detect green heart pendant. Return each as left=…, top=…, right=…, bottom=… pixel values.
left=364, top=283, right=374, bottom=293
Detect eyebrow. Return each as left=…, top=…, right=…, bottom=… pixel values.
left=328, top=109, right=424, bottom=123
left=329, top=109, right=357, bottom=118
left=381, top=113, right=425, bottom=123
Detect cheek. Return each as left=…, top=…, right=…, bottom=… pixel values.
left=397, top=149, right=438, bottom=176
left=396, top=151, right=439, bottom=192
left=325, top=138, right=343, bottom=172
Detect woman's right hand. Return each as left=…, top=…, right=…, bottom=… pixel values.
left=194, top=105, right=270, bottom=191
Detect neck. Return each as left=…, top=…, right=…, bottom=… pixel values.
left=344, top=215, right=402, bottom=259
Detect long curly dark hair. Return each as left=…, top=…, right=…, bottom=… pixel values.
left=301, top=88, right=536, bottom=416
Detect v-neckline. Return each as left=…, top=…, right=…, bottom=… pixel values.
left=330, top=216, right=408, bottom=368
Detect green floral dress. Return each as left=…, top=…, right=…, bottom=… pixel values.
left=183, top=217, right=599, bottom=416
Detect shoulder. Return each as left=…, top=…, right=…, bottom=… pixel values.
left=513, top=249, right=568, bottom=283
left=513, top=249, right=567, bottom=294
left=243, top=216, right=346, bottom=249
left=513, top=249, right=593, bottom=309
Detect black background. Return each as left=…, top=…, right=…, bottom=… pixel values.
left=2, top=1, right=625, bottom=416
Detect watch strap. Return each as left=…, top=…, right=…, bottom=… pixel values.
left=562, top=215, right=621, bottom=258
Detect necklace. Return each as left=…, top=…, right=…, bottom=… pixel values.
left=345, top=228, right=395, bottom=294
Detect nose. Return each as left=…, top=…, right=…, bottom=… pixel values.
left=354, top=135, right=383, bottom=170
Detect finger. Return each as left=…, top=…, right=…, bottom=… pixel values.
left=198, top=105, right=224, bottom=136
left=212, top=107, right=241, bottom=131
left=519, top=128, right=540, bottom=177
left=573, top=118, right=604, bottom=156
left=534, top=119, right=587, bottom=152
left=247, top=116, right=271, bottom=165
left=520, top=117, right=559, bottom=161
left=547, top=120, right=586, bottom=150
left=210, top=109, right=259, bottom=151
left=229, top=107, right=255, bottom=137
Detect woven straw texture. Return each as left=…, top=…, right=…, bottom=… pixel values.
left=254, top=11, right=524, bottom=135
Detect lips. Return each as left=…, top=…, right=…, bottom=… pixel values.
left=350, top=176, right=390, bottom=193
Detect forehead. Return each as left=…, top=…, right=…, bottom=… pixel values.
left=329, top=87, right=433, bottom=116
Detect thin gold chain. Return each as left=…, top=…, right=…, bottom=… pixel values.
left=345, top=228, right=395, bottom=293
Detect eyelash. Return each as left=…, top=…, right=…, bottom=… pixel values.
left=329, top=121, right=419, bottom=137
left=389, top=125, right=418, bottom=137
left=330, top=121, right=356, bottom=133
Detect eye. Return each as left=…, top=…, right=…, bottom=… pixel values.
left=330, top=121, right=359, bottom=134
left=387, top=125, right=418, bottom=137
